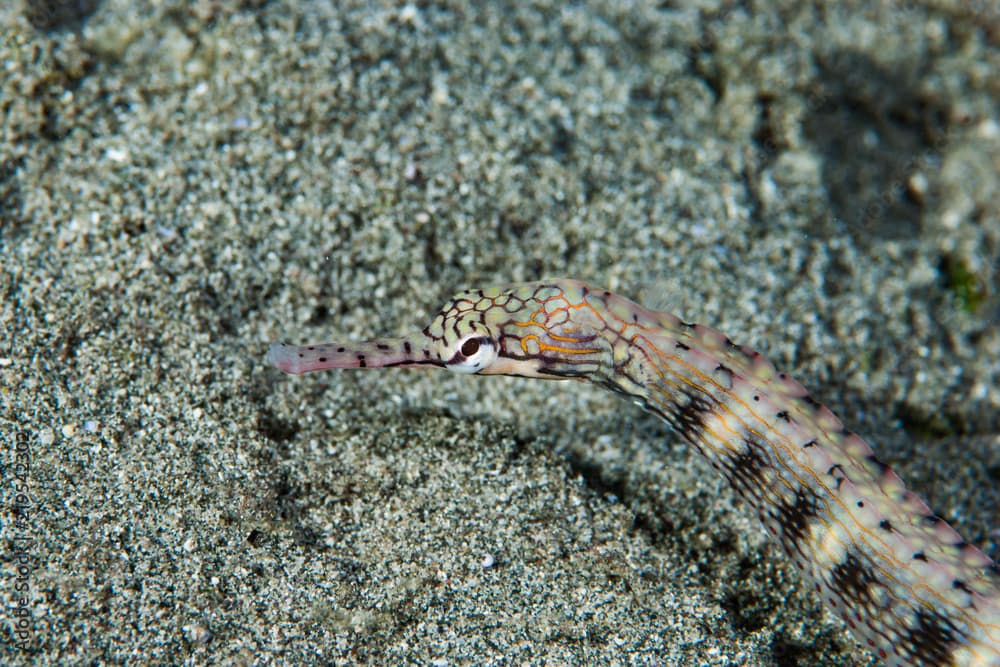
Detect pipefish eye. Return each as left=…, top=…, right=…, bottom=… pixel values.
left=446, top=336, right=498, bottom=374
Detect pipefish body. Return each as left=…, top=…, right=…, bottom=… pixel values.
left=268, top=279, right=1000, bottom=666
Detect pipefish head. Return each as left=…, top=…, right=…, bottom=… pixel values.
left=431, top=280, right=612, bottom=380
left=268, top=279, right=612, bottom=379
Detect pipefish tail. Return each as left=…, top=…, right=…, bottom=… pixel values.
left=268, top=279, right=1000, bottom=667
